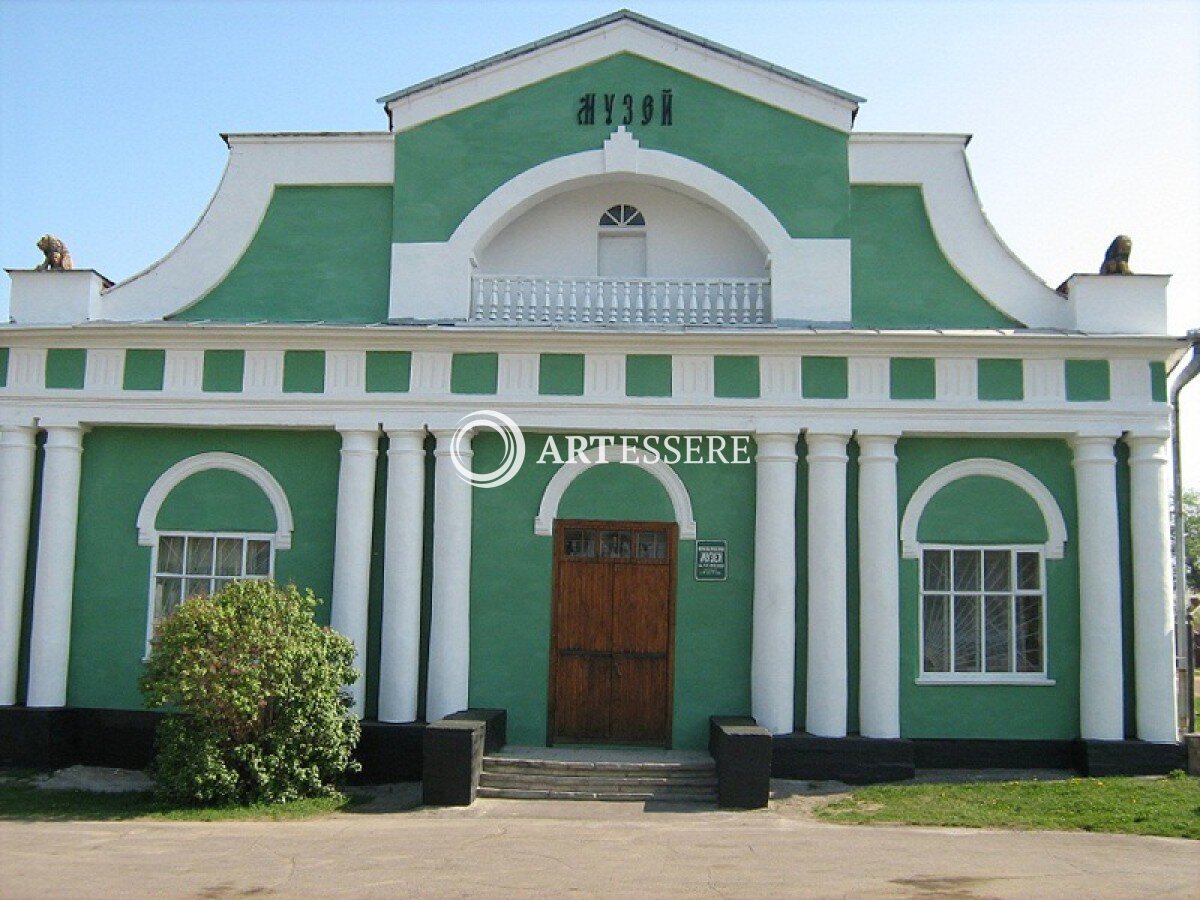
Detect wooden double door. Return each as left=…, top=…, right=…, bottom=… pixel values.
left=549, top=520, right=676, bottom=746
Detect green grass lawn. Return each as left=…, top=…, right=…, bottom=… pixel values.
left=0, top=771, right=359, bottom=822
left=817, top=772, right=1200, bottom=839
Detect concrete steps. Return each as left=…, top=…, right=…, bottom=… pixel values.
left=477, top=753, right=718, bottom=803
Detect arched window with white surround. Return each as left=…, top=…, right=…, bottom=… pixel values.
left=597, top=204, right=646, bottom=278
left=899, top=458, right=1067, bottom=685
left=136, top=452, right=294, bottom=644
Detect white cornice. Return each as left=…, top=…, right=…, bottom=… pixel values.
left=0, top=323, right=1184, bottom=360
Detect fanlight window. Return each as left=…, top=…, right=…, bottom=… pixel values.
left=599, top=204, right=645, bottom=228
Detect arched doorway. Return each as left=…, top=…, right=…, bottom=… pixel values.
left=549, top=519, right=677, bottom=746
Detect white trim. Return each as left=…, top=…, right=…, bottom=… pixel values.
left=136, top=452, right=294, bottom=549
left=100, top=135, right=394, bottom=322
left=849, top=135, right=1071, bottom=330
left=533, top=443, right=697, bottom=539
left=900, top=458, right=1067, bottom=559
left=916, top=675, right=1056, bottom=686
left=383, top=17, right=858, bottom=133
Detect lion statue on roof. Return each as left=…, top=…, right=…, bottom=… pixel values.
left=36, top=234, right=73, bottom=271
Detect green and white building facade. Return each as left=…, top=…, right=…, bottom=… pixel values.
left=0, top=12, right=1188, bottom=774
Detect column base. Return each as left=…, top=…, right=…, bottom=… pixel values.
left=912, top=738, right=1077, bottom=770
left=1076, top=739, right=1187, bottom=776
left=771, top=732, right=915, bottom=784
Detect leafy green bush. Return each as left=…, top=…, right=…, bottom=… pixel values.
left=140, top=581, right=360, bottom=805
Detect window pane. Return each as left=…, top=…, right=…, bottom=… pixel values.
left=953, top=550, right=981, bottom=592
left=155, top=577, right=182, bottom=621
left=984, top=595, right=1012, bottom=672
left=184, top=578, right=211, bottom=600
left=246, top=540, right=271, bottom=576
left=564, top=529, right=594, bottom=559
left=185, top=537, right=214, bottom=576
left=983, top=550, right=1011, bottom=591
left=953, top=595, right=982, bottom=672
left=599, top=530, right=632, bottom=558
left=215, top=538, right=243, bottom=576
left=923, top=550, right=950, bottom=591
left=636, top=531, right=666, bottom=560
left=923, top=595, right=950, bottom=672
left=1017, top=553, right=1041, bottom=590
left=1016, top=596, right=1044, bottom=672
left=213, top=577, right=234, bottom=594
left=158, top=536, right=184, bottom=575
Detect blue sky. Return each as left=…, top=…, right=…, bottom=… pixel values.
left=1, top=0, right=1198, bottom=483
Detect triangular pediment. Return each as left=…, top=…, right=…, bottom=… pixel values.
left=379, top=10, right=863, bottom=133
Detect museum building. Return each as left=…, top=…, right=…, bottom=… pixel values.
left=0, top=12, right=1189, bottom=780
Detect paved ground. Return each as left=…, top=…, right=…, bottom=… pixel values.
left=2, top=781, right=1197, bottom=898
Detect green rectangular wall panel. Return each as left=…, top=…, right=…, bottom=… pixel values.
left=538, top=353, right=584, bottom=395
left=45, top=348, right=86, bottom=390
left=802, top=356, right=848, bottom=399
left=0, top=348, right=8, bottom=387
left=1150, top=362, right=1167, bottom=402
left=977, top=358, right=1024, bottom=401
left=625, top=354, right=672, bottom=397
left=889, top=357, right=936, bottom=400
left=283, top=350, right=326, bottom=394
left=714, top=355, right=760, bottom=398
left=1065, top=359, right=1110, bottom=402
left=202, top=350, right=245, bottom=393
left=451, top=352, right=498, bottom=394
left=122, top=349, right=165, bottom=391
left=365, top=351, right=411, bottom=393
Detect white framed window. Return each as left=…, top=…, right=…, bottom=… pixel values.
left=147, top=532, right=274, bottom=635
left=917, top=545, right=1053, bottom=684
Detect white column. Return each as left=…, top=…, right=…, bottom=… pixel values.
left=806, top=431, right=850, bottom=738
left=1127, top=434, right=1178, bottom=743
left=425, top=428, right=474, bottom=722
left=1071, top=436, right=1125, bottom=740
left=0, top=427, right=37, bottom=705
left=751, top=431, right=799, bottom=734
left=329, top=428, right=379, bottom=718
left=26, top=425, right=85, bottom=708
left=378, top=429, right=427, bottom=723
left=857, top=433, right=901, bottom=739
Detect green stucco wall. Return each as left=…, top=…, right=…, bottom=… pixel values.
left=66, top=428, right=340, bottom=710
left=175, top=185, right=393, bottom=323
left=849, top=185, right=1019, bottom=329
left=468, top=433, right=756, bottom=750
left=394, top=53, right=850, bottom=243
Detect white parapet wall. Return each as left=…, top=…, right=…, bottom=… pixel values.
left=1064, top=274, right=1170, bottom=335
left=6, top=270, right=112, bottom=325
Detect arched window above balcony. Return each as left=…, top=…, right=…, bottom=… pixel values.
left=599, top=205, right=645, bottom=228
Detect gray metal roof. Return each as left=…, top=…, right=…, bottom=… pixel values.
left=376, top=9, right=865, bottom=107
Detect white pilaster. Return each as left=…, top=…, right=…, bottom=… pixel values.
left=426, top=428, right=474, bottom=722
left=857, top=433, right=901, bottom=739
left=751, top=431, right=799, bottom=735
left=805, top=431, right=850, bottom=738
left=1071, top=435, right=1125, bottom=740
left=329, top=428, right=379, bottom=717
left=26, top=424, right=86, bottom=708
left=0, top=426, right=37, bottom=705
left=378, top=429, right=427, bottom=723
left=1126, top=434, right=1178, bottom=742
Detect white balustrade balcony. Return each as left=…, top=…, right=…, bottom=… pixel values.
left=469, top=275, right=771, bottom=327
